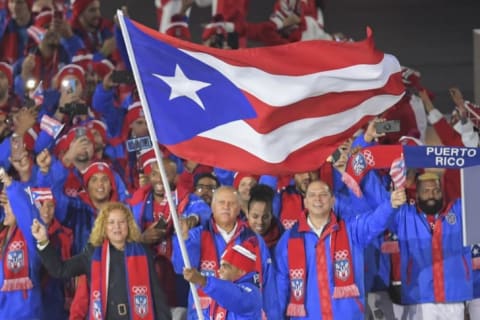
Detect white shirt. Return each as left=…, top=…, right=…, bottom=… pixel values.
left=216, top=222, right=238, bottom=243
left=307, top=216, right=326, bottom=237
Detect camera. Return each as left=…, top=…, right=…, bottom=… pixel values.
left=111, top=70, right=135, bottom=85
left=210, top=33, right=225, bottom=48
left=126, top=136, right=152, bottom=153
left=62, top=79, right=76, bottom=94
left=155, top=218, right=168, bottom=230
left=375, top=120, right=401, bottom=134
left=60, top=102, right=88, bottom=117
left=74, top=127, right=87, bottom=139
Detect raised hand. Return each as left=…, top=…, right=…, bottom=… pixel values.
left=31, top=218, right=49, bottom=243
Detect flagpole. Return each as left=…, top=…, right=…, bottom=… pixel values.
left=117, top=11, right=205, bottom=320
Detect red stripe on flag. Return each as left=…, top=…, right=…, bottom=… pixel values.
left=132, top=20, right=386, bottom=75
left=167, top=134, right=350, bottom=175
left=244, top=73, right=404, bottom=132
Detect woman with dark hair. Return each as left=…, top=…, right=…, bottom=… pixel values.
left=31, top=201, right=172, bottom=320
left=246, top=184, right=284, bottom=251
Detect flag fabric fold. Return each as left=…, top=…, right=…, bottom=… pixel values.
left=118, top=14, right=405, bottom=174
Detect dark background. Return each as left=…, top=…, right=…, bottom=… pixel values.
left=103, top=0, right=480, bottom=113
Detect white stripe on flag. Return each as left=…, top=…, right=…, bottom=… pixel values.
left=180, top=50, right=401, bottom=106
left=199, top=93, right=403, bottom=163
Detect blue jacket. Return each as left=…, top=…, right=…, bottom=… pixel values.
left=275, top=200, right=397, bottom=320
left=172, top=219, right=280, bottom=320
left=200, top=272, right=262, bottom=319
left=1, top=182, right=44, bottom=320
left=391, top=199, right=473, bottom=304
left=179, top=193, right=212, bottom=226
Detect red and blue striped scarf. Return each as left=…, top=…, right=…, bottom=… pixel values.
left=287, top=212, right=360, bottom=318
left=1, top=226, right=33, bottom=292
left=89, top=240, right=155, bottom=320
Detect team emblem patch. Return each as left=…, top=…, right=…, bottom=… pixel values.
left=334, top=250, right=350, bottom=281
left=133, top=286, right=149, bottom=317
left=446, top=213, right=456, bottom=225
left=92, top=290, right=102, bottom=320
left=351, top=153, right=367, bottom=176
left=289, top=269, right=304, bottom=300
left=7, top=241, right=24, bottom=273
left=200, top=260, right=216, bottom=277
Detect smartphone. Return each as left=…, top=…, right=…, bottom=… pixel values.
left=74, top=127, right=87, bottom=138
left=375, top=120, right=401, bottom=134
left=62, top=78, right=76, bottom=94
left=331, top=149, right=341, bottom=163
left=111, top=70, right=135, bottom=85
left=155, top=218, right=167, bottom=229
left=10, top=134, right=26, bottom=161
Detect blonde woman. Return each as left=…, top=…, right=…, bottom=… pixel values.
left=32, top=202, right=172, bottom=320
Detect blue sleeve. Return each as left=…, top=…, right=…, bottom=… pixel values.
left=172, top=226, right=202, bottom=274
left=35, top=156, right=69, bottom=189
left=5, top=182, right=38, bottom=247
left=273, top=231, right=291, bottom=318
left=91, top=84, right=125, bottom=137
left=202, top=277, right=262, bottom=315
left=91, top=84, right=115, bottom=114
left=183, top=196, right=211, bottom=225
left=114, top=26, right=131, bottom=70
left=360, top=170, right=391, bottom=207
left=272, top=191, right=281, bottom=219
left=352, top=134, right=376, bottom=149
left=0, top=9, right=8, bottom=39
left=213, top=167, right=234, bottom=186
left=14, top=72, right=25, bottom=98
left=259, top=175, right=278, bottom=190
left=60, top=35, right=84, bottom=58
left=258, top=234, right=281, bottom=319
left=33, top=131, right=55, bottom=154
left=345, top=200, right=399, bottom=247
left=113, top=171, right=130, bottom=202
left=0, top=137, right=11, bottom=169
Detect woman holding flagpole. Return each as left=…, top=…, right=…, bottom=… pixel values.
left=31, top=201, right=172, bottom=320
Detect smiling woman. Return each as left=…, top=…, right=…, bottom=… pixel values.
left=32, top=202, right=172, bottom=320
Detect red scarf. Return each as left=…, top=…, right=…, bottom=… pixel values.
left=346, top=145, right=403, bottom=185
left=0, top=226, right=33, bottom=291
left=32, top=50, right=60, bottom=90
left=89, top=240, right=154, bottom=320
left=199, top=221, right=261, bottom=318
left=287, top=212, right=359, bottom=318
left=381, top=231, right=401, bottom=284
left=262, top=220, right=282, bottom=249
left=0, top=31, right=19, bottom=64
left=280, top=190, right=303, bottom=229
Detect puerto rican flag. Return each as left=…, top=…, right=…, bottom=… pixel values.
left=389, top=154, right=406, bottom=189
left=117, top=13, right=405, bottom=175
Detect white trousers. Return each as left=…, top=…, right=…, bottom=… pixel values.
left=402, top=303, right=464, bottom=320
left=467, top=298, right=480, bottom=319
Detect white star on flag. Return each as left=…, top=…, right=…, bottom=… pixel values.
left=153, top=64, right=211, bottom=110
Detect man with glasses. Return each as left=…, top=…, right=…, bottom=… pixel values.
left=177, top=172, right=220, bottom=228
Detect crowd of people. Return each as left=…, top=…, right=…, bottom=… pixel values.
left=0, top=0, right=478, bottom=319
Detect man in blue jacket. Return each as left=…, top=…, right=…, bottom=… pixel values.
left=389, top=172, right=473, bottom=319
left=172, top=186, right=280, bottom=319
left=275, top=179, right=405, bottom=319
